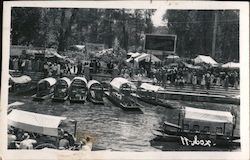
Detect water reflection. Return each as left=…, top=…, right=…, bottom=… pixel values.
left=8, top=95, right=240, bottom=151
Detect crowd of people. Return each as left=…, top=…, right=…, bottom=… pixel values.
left=8, top=127, right=38, bottom=149
left=9, top=56, right=118, bottom=77
left=10, top=54, right=240, bottom=91
left=9, top=57, right=44, bottom=73
left=119, top=62, right=240, bottom=90
left=8, top=126, right=91, bottom=150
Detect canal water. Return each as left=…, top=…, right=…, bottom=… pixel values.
left=8, top=94, right=240, bottom=152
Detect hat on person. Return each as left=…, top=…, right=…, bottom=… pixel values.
left=23, top=132, right=30, bottom=139
left=64, top=133, right=68, bottom=137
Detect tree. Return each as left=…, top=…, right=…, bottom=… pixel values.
left=11, top=7, right=41, bottom=46
left=162, top=10, right=239, bottom=62
left=11, top=8, right=156, bottom=54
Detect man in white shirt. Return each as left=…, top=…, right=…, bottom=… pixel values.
left=18, top=133, right=37, bottom=149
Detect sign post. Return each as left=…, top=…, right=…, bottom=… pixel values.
left=144, top=34, right=177, bottom=76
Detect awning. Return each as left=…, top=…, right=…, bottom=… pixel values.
left=9, top=75, right=31, bottom=84
left=110, top=77, right=136, bottom=91
left=166, top=55, right=180, bottom=59
left=72, top=77, right=87, bottom=85
left=45, top=49, right=66, bottom=59
left=193, top=55, right=217, bottom=65
left=185, top=107, right=233, bottom=123
left=126, top=52, right=142, bottom=63
left=183, top=62, right=201, bottom=69
left=140, top=83, right=164, bottom=92
left=57, top=77, right=71, bottom=87
left=134, top=53, right=161, bottom=63
left=131, top=52, right=141, bottom=58
left=127, top=52, right=135, bottom=56
left=8, top=109, right=67, bottom=137
left=69, top=45, right=86, bottom=51
left=87, top=80, right=101, bottom=89
left=38, top=77, right=57, bottom=86
left=222, top=62, right=240, bottom=69
left=96, top=48, right=114, bottom=57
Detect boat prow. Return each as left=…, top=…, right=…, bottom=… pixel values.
left=32, top=93, right=53, bottom=101
left=135, top=83, right=175, bottom=109
left=104, top=91, right=142, bottom=113
left=87, top=80, right=104, bottom=105
left=69, top=77, right=88, bottom=103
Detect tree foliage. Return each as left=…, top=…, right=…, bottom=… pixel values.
left=11, top=8, right=155, bottom=52
left=11, top=8, right=239, bottom=62
left=162, top=10, right=239, bottom=62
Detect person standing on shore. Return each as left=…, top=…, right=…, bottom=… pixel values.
left=192, top=74, right=197, bottom=90
left=201, top=74, right=206, bottom=89
left=224, top=75, right=229, bottom=90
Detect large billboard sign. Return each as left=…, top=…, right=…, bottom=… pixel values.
left=144, top=34, right=177, bottom=53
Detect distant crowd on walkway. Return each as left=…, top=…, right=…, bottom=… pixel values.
left=119, top=63, right=239, bottom=90
left=9, top=56, right=239, bottom=90
left=9, top=57, right=117, bottom=77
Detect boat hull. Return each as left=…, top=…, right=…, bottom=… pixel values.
left=152, top=129, right=240, bottom=147
left=10, top=84, right=37, bottom=96
left=52, top=96, right=68, bottom=102
left=136, top=94, right=174, bottom=109
left=104, top=92, right=142, bottom=112
left=69, top=97, right=86, bottom=103
left=87, top=96, right=104, bottom=105
left=32, top=93, right=53, bottom=101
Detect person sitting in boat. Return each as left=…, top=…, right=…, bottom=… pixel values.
left=18, top=133, right=37, bottom=149
left=153, top=75, right=157, bottom=85
left=63, top=131, right=76, bottom=146
left=16, top=129, right=25, bottom=141
left=59, top=133, right=70, bottom=150
left=8, top=127, right=17, bottom=149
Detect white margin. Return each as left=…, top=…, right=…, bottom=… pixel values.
left=1, top=1, right=249, bottom=160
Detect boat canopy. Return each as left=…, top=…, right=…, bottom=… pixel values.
left=140, top=83, right=164, bottom=92
left=87, top=80, right=101, bottom=89
left=110, top=77, right=136, bottom=91
left=166, top=55, right=180, bottom=59
left=57, top=77, right=71, bottom=87
left=193, top=55, right=217, bottom=65
left=72, top=77, right=87, bottom=85
left=38, top=77, right=57, bottom=86
left=9, top=75, right=31, bottom=84
left=8, top=109, right=67, bottom=137
left=185, top=107, right=233, bottom=123
left=222, top=62, right=240, bottom=69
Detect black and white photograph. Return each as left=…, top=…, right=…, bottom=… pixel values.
left=1, top=1, right=249, bottom=160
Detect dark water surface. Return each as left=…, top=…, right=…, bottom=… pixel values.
left=8, top=94, right=240, bottom=151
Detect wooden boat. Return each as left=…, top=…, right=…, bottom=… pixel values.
left=87, top=80, right=104, bottom=104
left=153, top=107, right=240, bottom=147
left=104, top=77, right=142, bottom=112
left=68, top=77, right=88, bottom=103
left=32, top=77, right=56, bottom=101
left=7, top=109, right=80, bottom=150
left=9, top=75, right=36, bottom=95
left=52, top=77, right=71, bottom=102
left=135, top=83, right=174, bottom=109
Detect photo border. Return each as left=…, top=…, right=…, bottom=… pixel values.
left=1, top=1, right=249, bottom=160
